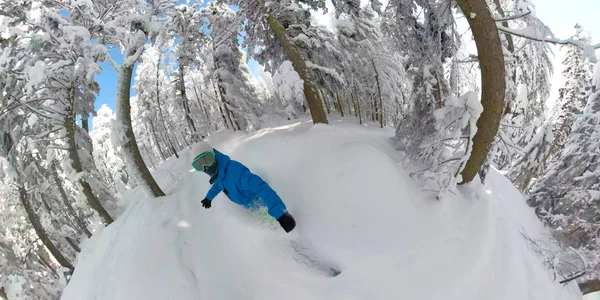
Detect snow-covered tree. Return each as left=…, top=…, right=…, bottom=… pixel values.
left=333, top=0, right=409, bottom=127
left=169, top=3, right=206, bottom=140
left=90, top=105, right=133, bottom=197
left=386, top=0, right=460, bottom=161
left=506, top=120, right=554, bottom=191
left=229, top=0, right=329, bottom=124
left=106, top=0, right=174, bottom=198
left=202, top=1, right=261, bottom=131
left=134, top=45, right=182, bottom=160
left=528, top=63, right=600, bottom=287
left=546, top=25, right=593, bottom=164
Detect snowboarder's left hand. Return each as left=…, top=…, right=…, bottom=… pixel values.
left=201, top=198, right=211, bottom=209
left=278, top=214, right=296, bottom=233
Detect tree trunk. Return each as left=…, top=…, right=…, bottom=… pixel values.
left=580, top=279, right=600, bottom=295
left=336, top=91, right=344, bottom=117
left=149, top=118, right=167, bottom=161
left=178, top=67, right=198, bottom=140
left=262, top=5, right=328, bottom=125
left=217, top=83, right=238, bottom=131
left=350, top=93, right=357, bottom=118
left=211, top=81, right=230, bottom=130
left=155, top=55, right=179, bottom=159
left=456, top=0, right=506, bottom=184
left=65, top=236, right=81, bottom=253
left=321, top=90, right=331, bottom=115
left=65, top=88, right=114, bottom=225
left=18, top=186, right=73, bottom=270
left=37, top=252, right=58, bottom=278
left=116, top=64, right=166, bottom=197
left=353, top=88, right=363, bottom=124
left=51, top=160, right=92, bottom=237
left=81, top=116, right=89, bottom=132
left=372, top=60, right=384, bottom=128
left=191, top=77, right=211, bottom=132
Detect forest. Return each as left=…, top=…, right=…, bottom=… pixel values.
left=1, top=0, right=599, bottom=298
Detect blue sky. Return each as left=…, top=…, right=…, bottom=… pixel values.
left=91, top=0, right=600, bottom=129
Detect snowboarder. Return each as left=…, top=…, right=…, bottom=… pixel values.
left=191, top=142, right=296, bottom=233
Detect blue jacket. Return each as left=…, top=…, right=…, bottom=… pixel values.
left=205, top=150, right=288, bottom=220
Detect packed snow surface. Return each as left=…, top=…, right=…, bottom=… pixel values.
left=61, top=119, right=582, bottom=300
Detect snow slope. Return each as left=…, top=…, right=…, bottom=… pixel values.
left=61, top=120, right=582, bottom=300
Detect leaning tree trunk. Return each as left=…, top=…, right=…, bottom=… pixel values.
left=148, top=118, right=167, bottom=161
left=50, top=160, right=92, bottom=237
left=116, top=63, right=165, bottom=197
left=456, top=0, right=506, bottom=184
left=261, top=4, right=328, bottom=125
left=373, top=60, right=384, bottom=128
left=178, top=67, right=198, bottom=139
left=210, top=79, right=230, bottom=130
left=579, top=279, right=600, bottom=295
left=191, top=77, right=212, bottom=131
left=353, top=87, right=363, bottom=124
left=65, top=88, right=114, bottom=225
left=336, top=91, right=345, bottom=117
left=18, top=186, right=73, bottom=270
left=81, top=116, right=89, bottom=132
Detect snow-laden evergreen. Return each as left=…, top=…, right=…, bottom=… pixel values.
left=528, top=62, right=600, bottom=284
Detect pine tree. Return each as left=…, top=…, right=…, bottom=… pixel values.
left=202, top=2, right=261, bottom=131
left=547, top=25, right=593, bottom=164
left=528, top=64, right=600, bottom=286
left=229, top=0, right=329, bottom=124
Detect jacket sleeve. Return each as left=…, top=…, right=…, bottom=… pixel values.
left=205, top=181, right=223, bottom=201
left=240, top=169, right=288, bottom=220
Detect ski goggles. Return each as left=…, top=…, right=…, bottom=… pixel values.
left=192, top=151, right=215, bottom=172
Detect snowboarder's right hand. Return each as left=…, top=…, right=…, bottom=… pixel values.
left=278, top=213, right=296, bottom=233
left=201, top=198, right=211, bottom=209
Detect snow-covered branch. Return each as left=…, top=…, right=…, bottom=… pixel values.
left=497, top=24, right=598, bottom=63
left=494, top=10, right=532, bottom=22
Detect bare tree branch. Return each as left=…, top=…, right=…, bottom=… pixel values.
left=494, top=10, right=532, bottom=22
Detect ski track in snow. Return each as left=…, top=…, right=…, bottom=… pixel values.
left=175, top=196, right=202, bottom=297
left=61, top=118, right=583, bottom=300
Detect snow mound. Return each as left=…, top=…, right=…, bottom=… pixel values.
left=61, top=120, right=582, bottom=300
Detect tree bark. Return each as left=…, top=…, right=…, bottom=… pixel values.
left=210, top=80, right=230, bottom=130
left=65, top=236, right=81, bottom=253
left=456, top=0, right=506, bottom=184
left=177, top=67, right=198, bottom=140
left=81, top=116, right=89, bottom=132
left=191, top=78, right=211, bottom=131
left=149, top=118, right=167, bottom=161
left=51, top=160, right=92, bottom=237
left=336, top=91, right=344, bottom=117
left=65, top=88, right=114, bottom=225
left=37, top=253, right=58, bottom=278
left=116, top=64, right=165, bottom=197
left=18, top=186, right=73, bottom=270
left=373, top=60, right=384, bottom=128
left=579, top=279, right=600, bottom=295
left=320, top=90, right=331, bottom=115
left=353, top=88, right=363, bottom=124
left=262, top=5, right=328, bottom=124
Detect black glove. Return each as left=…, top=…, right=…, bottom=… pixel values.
left=201, top=198, right=211, bottom=209
left=278, top=213, right=296, bottom=233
